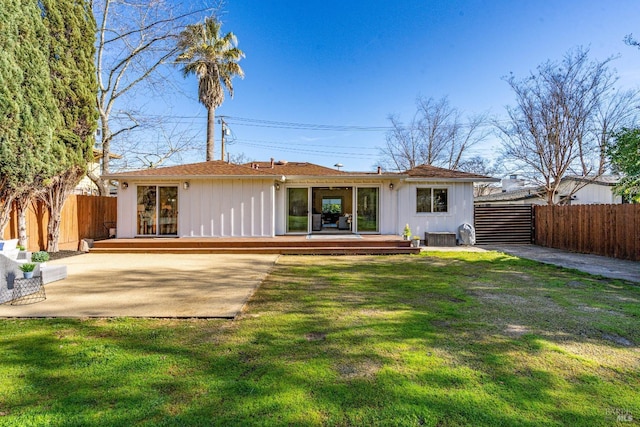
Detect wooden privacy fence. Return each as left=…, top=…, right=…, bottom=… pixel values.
left=534, top=204, right=639, bottom=261
left=2, top=195, right=117, bottom=252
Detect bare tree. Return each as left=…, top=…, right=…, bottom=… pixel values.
left=592, top=88, right=639, bottom=174
left=624, top=33, right=640, bottom=49
left=92, top=0, right=220, bottom=193
left=123, top=123, right=201, bottom=169
left=228, top=152, right=252, bottom=165
left=381, top=96, right=489, bottom=171
left=457, top=156, right=503, bottom=196
left=496, top=47, right=634, bottom=205
left=382, top=114, right=424, bottom=171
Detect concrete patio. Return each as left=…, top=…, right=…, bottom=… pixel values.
left=0, top=253, right=279, bottom=318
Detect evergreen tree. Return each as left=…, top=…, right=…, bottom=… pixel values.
left=40, top=0, right=98, bottom=251
left=0, top=0, right=61, bottom=238
left=608, top=128, right=640, bottom=202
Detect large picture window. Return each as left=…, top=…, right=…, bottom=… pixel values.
left=416, top=188, right=448, bottom=213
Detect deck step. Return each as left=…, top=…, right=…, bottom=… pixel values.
left=90, top=246, right=420, bottom=255
left=91, top=236, right=419, bottom=255
left=92, top=241, right=412, bottom=249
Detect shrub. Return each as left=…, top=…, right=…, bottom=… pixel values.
left=32, top=251, right=49, bottom=263
left=19, top=263, right=36, bottom=272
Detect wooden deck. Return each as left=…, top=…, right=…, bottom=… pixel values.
left=91, top=235, right=421, bottom=255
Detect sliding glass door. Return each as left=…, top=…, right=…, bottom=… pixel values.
left=158, top=186, right=178, bottom=235
left=287, top=188, right=309, bottom=233
left=356, top=187, right=379, bottom=232
left=137, top=185, right=178, bottom=236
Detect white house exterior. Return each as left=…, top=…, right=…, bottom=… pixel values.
left=105, top=160, right=496, bottom=241
left=475, top=176, right=624, bottom=206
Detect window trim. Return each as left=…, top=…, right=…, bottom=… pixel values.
left=416, top=186, right=449, bottom=214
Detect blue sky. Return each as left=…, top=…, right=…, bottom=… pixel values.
left=159, top=0, right=640, bottom=173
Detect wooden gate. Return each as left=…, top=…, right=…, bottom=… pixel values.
left=474, top=205, right=533, bottom=244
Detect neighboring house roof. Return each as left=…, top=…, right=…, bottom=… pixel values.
left=92, top=148, right=122, bottom=160
left=475, top=187, right=544, bottom=203
left=404, top=164, right=498, bottom=182
left=563, top=175, right=620, bottom=186
left=475, top=175, right=621, bottom=203
left=103, top=160, right=498, bottom=182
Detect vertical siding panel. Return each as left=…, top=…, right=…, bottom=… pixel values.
left=261, top=183, right=266, bottom=236
left=250, top=181, right=256, bottom=236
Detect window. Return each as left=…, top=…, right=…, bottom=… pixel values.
left=322, top=197, right=342, bottom=214
left=416, top=188, right=448, bottom=213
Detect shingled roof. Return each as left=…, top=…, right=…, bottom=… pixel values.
left=244, top=161, right=349, bottom=176
left=404, top=164, right=497, bottom=181
left=104, top=161, right=279, bottom=178
left=104, top=160, right=497, bottom=182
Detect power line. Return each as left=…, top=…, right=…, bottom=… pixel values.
left=234, top=138, right=380, bottom=151
left=223, top=116, right=391, bottom=132
left=235, top=141, right=379, bottom=159
left=141, top=113, right=392, bottom=132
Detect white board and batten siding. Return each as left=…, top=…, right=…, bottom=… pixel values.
left=183, top=179, right=275, bottom=237
left=397, top=182, right=475, bottom=239
left=116, top=179, right=275, bottom=238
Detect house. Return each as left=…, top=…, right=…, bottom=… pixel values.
left=475, top=175, right=624, bottom=206
left=75, top=149, right=122, bottom=195
left=104, top=160, right=497, bottom=240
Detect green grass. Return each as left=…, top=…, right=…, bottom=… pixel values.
left=1, top=251, right=638, bottom=426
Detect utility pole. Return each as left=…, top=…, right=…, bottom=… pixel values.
left=220, top=117, right=227, bottom=161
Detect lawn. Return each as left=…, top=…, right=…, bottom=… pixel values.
left=0, top=251, right=638, bottom=426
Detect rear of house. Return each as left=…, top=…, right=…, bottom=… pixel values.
left=105, top=160, right=496, bottom=242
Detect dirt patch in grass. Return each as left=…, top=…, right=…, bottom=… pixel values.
left=336, top=359, right=382, bottom=379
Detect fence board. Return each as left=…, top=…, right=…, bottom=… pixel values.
left=534, top=204, right=639, bottom=261
left=474, top=205, right=533, bottom=244
left=3, top=195, right=117, bottom=251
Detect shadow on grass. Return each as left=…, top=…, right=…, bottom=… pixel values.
left=0, top=252, right=638, bottom=426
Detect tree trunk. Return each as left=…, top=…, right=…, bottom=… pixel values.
left=46, top=181, right=64, bottom=252
left=47, top=210, right=62, bottom=253
left=43, top=169, right=82, bottom=253
left=0, top=194, right=16, bottom=238
left=206, top=107, right=216, bottom=161
left=16, top=196, right=32, bottom=249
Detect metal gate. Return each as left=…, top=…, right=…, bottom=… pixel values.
left=474, top=205, right=533, bottom=244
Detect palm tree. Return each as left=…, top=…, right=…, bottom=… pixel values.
left=176, top=17, right=244, bottom=161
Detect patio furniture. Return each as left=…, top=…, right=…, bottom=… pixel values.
left=0, top=254, right=22, bottom=304
left=11, top=276, right=46, bottom=305
left=0, top=239, right=19, bottom=260
left=1, top=254, right=66, bottom=304
left=338, top=215, right=351, bottom=230
left=312, top=214, right=322, bottom=231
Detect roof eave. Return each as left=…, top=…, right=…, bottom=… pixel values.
left=283, top=174, right=406, bottom=180
left=102, top=174, right=280, bottom=180
left=405, top=177, right=500, bottom=183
